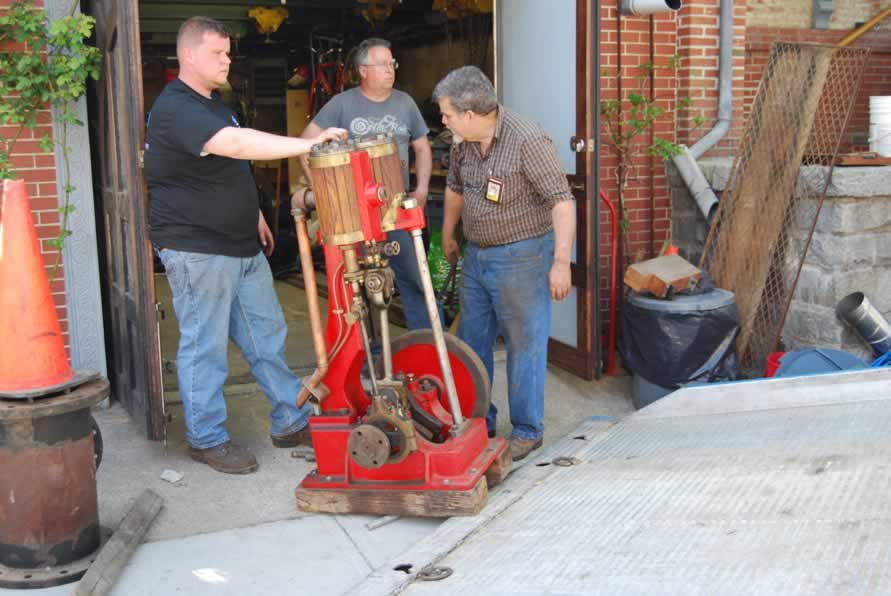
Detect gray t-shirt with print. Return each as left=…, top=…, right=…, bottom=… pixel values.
left=311, top=87, right=429, bottom=188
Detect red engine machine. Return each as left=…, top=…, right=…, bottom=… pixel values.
left=291, top=137, right=510, bottom=517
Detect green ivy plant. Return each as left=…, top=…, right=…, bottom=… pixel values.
left=0, top=0, right=101, bottom=278
left=600, top=54, right=703, bottom=264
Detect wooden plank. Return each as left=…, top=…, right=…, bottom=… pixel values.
left=295, top=477, right=488, bottom=517
left=484, top=444, right=513, bottom=489
left=623, top=255, right=701, bottom=298
left=702, top=44, right=833, bottom=367
left=835, top=152, right=891, bottom=166
left=737, top=49, right=830, bottom=364
left=73, top=489, right=164, bottom=596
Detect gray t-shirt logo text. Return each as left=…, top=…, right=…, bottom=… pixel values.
left=350, top=115, right=409, bottom=138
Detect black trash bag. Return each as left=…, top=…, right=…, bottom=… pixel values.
left=619, top=290, right=741, bottom=389
left=682, top=268, right=716, bottom=296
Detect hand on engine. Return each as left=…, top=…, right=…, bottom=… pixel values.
left=314, top=127, right=348, bottom=145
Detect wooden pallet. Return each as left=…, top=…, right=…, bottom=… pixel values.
left=295, top=476, right=488, bottom=517
left=484, top=444, right=513, bottom=489
left=296, top=444, right=513, bottom=517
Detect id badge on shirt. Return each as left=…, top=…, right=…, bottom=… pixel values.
left=485, top=176, right=504, bottom=203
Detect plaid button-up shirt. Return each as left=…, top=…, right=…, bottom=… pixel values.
left=446, top=106, right=573, bottom=247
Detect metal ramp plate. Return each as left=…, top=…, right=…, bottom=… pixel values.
left=390, top=369, right=891, bottom=595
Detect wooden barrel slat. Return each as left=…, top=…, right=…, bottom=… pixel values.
left=308, top=146, right=362, bottom=244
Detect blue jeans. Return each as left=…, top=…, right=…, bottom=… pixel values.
left=457, top=233, right=554, bottom=440
left=158, top=249, right=309, bottom=449
left=387, top=229, right=443, bottom=330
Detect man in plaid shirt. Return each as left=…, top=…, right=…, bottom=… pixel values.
left=433, top=66, right=576, bottom=461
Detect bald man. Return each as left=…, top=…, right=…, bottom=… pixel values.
left=145, top=16, right=346, bottom=474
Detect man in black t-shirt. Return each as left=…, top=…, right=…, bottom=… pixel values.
left=145, top=16, right=346, bottom=474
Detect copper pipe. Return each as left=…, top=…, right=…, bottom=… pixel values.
left=293, top=208, right=328, bottom=408
left=837, top=6, right=891, bottom=48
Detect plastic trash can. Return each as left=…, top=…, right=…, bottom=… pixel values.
left=621, top=288, right=739, bottom=410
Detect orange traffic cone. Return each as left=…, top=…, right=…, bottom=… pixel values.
left=0, top=180, right=93, bottom=398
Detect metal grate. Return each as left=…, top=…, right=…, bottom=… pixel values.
left=700, top=42, right=868, bottom=376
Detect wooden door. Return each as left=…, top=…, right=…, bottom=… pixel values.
left=90, top=0, right=165, bottom=439
left=495, top=0, right=601, bottom=379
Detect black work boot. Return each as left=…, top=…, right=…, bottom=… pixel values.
left=189, top=441, right=258, bottom=474
left=270, top=424, right=313, bottom=448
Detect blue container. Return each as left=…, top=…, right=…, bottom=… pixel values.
left=774, top=348, right=867, bottom=378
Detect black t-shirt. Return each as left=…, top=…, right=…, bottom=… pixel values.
left=145, top=78, right=260, bottom=257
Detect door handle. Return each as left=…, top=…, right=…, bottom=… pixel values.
left=569, top=137, right=594, bottom=153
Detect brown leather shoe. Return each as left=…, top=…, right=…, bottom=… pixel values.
left=189, top=441, right=258, bottom=474
left=271, top=424, right=313, bottom=448
left=509, top=436, right=543, bottom=461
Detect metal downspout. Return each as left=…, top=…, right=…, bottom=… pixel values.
left=671, top=0, right=734, bottom=222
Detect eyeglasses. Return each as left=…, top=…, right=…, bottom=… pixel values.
left=362, top=60, right=398, bottom=71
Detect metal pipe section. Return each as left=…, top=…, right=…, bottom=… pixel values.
left=358, top=312, right=380, bottom=396
left=620, top=0, right=681, bottom=16
left=689, top=0, right=734, bottom=160
left=0, top=378, right=108, bottom=588
left=378, top=307, right=394, bottom=380
left=671, top=147, right=719, bottom=222
left=836, top=292, right=891, bottom=357
left=409, top=230, right=465, bottom=428
left=293, top=208, right=329, bottom=408
left=672, top=0, right=733, bottom=221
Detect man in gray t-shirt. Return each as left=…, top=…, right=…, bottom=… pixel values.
left=301, top=38, right=437, bottom=331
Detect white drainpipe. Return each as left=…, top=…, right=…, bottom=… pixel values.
left=620, top=0, right=682, bottom=16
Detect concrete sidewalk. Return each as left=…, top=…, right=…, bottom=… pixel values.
left=0, top=349, right=632, bottom=595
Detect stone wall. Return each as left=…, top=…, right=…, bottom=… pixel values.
left=669, top=159, right=891, bottom=361
left=669, top=157, right=734, bottom=267
left=785, top=166, right=891, bottom=360
left=672, top=161, right=891, bottom=362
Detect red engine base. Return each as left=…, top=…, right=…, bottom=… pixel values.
left=294, top=148, right=510, bottom=517
left=303, top=417, right=503, bottom=491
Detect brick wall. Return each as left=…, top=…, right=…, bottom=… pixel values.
left=676, top=0, right=748, bottom=157
left=599, top=0, right=678, bottom=324
left=747, top=0, right=891, bottom=30
left=745, top=27, right=891, bottom=153
left=829, top=0, right=890, bottom=29
left=598, top=0, right=749, bottom=322
left=0, top=0, right=68, bottom=347
left=747, top=0, right=813, bottom=29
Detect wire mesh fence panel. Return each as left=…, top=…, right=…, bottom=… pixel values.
left=700, top=42, right=869, bottom=376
